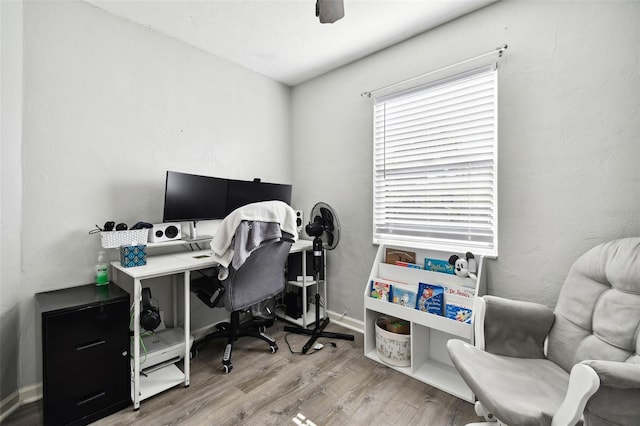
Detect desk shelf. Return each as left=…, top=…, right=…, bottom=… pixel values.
left=145, top=236, right=212, bottom=249
left=134, top=363, right=185, bottom=402
left=275, top=299, right=321, bottom=328
left=276, top=248, right=326, bottom=328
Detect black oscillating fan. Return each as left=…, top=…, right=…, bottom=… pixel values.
left=284, top=202, right=354, bottom=353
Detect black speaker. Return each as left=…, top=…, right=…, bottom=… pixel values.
left=141, top=287, right=161, bottom=332
left=284, top=291, right=303, bottom=319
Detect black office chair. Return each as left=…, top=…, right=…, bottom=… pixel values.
left=191, top=221, right=293, bottom=373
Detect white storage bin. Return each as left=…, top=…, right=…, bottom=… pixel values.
left=375, top=317, right=411, bottom=367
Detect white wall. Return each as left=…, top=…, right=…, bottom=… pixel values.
left=17, top=0, right=292, bottom=389
left=0, top=0, right=24, bottom=406
left=291, top=0, right=640, bottom=319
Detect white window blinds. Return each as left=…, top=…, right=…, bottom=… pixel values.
left=373, top=65, right=498, bottom=256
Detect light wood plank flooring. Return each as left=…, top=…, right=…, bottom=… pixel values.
left=4, top=320, right=480, bottom=425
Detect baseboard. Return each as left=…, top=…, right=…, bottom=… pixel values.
left=326, top=310, right=364, bottom=334
left=0, top=383, right=42, bottom=423
left=0, top=390, right=20, bottom=423
left=20, top=383, right=42, bottom=404
left=190, top=322, right=219, bottom=341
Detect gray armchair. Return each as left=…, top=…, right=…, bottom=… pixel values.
left=447, top=237, right=640, bottom=426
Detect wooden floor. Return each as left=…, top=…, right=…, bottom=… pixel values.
left=4, top=320, right=479, bottom=425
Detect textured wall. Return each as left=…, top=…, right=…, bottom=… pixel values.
left=1, top=0, right=23, bottom=405
left=18, top=0, right=292, bottom=388
left=291, top=0, right=640, bottom=319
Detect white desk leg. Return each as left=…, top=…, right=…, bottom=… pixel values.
left=184, top=270, right=190, bottom=387
left=172, top=275, right=178, bottom=328
left=133, top=278, right=141, bottom=410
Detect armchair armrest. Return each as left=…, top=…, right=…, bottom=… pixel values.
left=476, top=295, right=554, bottom=358
left=580, top=360, right=640, bottom=389
left=553, top=361, right=640, bottom=426
left=552, top=363, right=600, bottom=426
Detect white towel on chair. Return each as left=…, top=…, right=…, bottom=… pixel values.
left=232, top=221, right=282, bottom=270
left=211, top=201, right=297, bottom=278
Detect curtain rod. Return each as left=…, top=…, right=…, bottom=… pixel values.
left=361, top=44, right=508, bottom=98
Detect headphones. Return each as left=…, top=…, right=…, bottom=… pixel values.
left=140, top=287, right=161, bottom=332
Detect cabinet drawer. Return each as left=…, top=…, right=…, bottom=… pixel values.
left=44, top=375, right=129, bottom=426
left=39, top=286, right=130, bottom=426
left=43, top=301, right=128, bottom=353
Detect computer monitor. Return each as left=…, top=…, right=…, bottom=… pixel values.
left=162, top=171, right=228, bottom=223
left=226, top=179, right=292, bottom=214
left=162, top=171, right=292, bottom=240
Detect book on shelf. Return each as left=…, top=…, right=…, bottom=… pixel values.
left=444, top=293, right=473, bottom=324
left=444, top=285, right=475, bottom=300
left=385, top=248, right=416, bottom=265
left=394, top=261, right=423, bottom=269
left=424, top=257, right=455, bottom=275
left=445, top=303, right=473, bottom=323
left=391, top=284, right=417, bottom=308
left=370, top=279, right=393, bottom=301
left=415, top=282, right=444, bottom=315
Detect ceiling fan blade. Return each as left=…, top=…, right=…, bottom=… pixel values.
left=316, top=0, right=344, bottom=24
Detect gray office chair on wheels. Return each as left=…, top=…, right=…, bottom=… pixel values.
left=447, top=237, right=640, bottom=426
left=191, top=201, right=297, bottom=373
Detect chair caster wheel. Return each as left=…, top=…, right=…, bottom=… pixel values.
left=222, top=364, right=233, bottom=374
left=190, top=348, right=198, bottom=358
left=270, top=345, right=278, bottom=353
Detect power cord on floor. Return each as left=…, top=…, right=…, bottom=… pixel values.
left=284, top=333, right=337, bottom=355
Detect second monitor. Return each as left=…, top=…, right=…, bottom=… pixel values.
left=162, top=171, right=292, bottom=240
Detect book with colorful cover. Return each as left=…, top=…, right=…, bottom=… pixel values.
left=444, top=293, right=473, bottom=323
left=445, top=303, right=473, bottom=324
left=395, top=261, right=424, bottom=270
left=424, top=257, right=455, bottom=274
left=443, top=285, right=475, bottom=300
left=370, top=279, right=393, bottom=301
left=385, top=248, right=416, bottom=265
left=391, top=285, right=417, bottom=308
left=415, top=282, right=444, bottom=315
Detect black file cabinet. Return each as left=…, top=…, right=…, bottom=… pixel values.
left=36, top=283, right=130, bottom=425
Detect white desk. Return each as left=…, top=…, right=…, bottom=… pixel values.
left=111, top=239, right=313, bottom=410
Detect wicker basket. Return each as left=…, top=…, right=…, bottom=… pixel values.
left=101, top=229, right=149, bottom=248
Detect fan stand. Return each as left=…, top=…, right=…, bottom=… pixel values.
left=283, top=236, right=354, bottom=354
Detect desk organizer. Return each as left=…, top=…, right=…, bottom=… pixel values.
left=101, top=229, right=149, bottom=249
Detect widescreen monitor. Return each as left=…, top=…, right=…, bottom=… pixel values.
left=226, top=179, right=292, bottom=214
left=162, top=171, right=229, bottom=223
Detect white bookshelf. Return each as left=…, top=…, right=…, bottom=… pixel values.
left=363, top=244, right=486, bottom=403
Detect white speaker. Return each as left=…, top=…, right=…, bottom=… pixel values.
left=295, top=210, right=304, bottom=235
left=149, top=223, right=182, bottom=243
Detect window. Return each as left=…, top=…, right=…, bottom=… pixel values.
left=373, top=65, right=498, bottom=256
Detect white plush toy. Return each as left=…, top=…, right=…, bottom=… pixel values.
left=448, top=252, right=477, bottom=279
